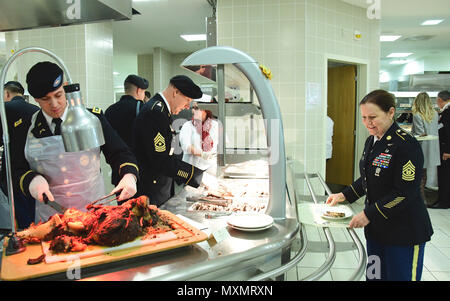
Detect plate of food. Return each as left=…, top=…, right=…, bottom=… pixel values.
left=321, top=206, right=353, bottom=220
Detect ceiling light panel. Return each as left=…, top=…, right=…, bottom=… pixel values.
left=380, top=35, right=402, bottom=42
left=387, top=53, right=413, bottom=58
left=421, top=19, right=444, bottom=26
left=180, top=34, right=207, bottom=41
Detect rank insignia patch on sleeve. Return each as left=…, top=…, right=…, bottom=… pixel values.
left=154, top=132, right=166, bottom=152
left=402, top=160, right=415, bottom=181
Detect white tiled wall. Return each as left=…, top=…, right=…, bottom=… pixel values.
left=10, top=21, right=114, bottom=111
left=217, top=0, right=380, bottom=193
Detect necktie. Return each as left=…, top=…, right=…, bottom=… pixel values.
left=52, top=118, right=62, bottom=135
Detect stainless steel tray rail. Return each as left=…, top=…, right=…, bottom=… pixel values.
left=294, top=172, right=367, bottom=281
left=316, top=173, right=367, bottom=281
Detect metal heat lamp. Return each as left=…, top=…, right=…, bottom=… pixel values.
left=0, top=47, right=104, bottom=255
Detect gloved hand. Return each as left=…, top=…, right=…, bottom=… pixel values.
left=201, top=172, right=219, bottom=191
left=29, top=175, right=54, bottom=203
left=111, top=173, right=137, bottom=202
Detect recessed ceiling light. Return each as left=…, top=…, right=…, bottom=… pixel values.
left=389, top=60, right=409, bottom=65
left=380, top=35, right=402, bottom=42
left=421, top=19, right=444, bottom=26
left=113, top=72, right=120, bottom=75
left=387, top=53, right=413, bottom=58
left=180, top=34, right=206, bottom=42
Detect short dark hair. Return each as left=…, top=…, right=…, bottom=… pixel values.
left=359, top=89, right=396, bottom=113
left=4, top=81, right=24, bottom=95
left=124, top=81, right=137, bottom=94
left=438, top=90, right=450, bottom=101
left=145, top=91, right=151, bottom=98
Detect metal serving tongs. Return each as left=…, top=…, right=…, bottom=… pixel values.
left=86, top=193, right=119, bottom=210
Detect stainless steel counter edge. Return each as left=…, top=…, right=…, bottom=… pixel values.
left=148, top=219, right=300, bottom=281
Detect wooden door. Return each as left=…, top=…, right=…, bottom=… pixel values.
left=326, top=65, right=357, bottom=186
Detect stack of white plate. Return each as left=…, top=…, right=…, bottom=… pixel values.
left=226, top=213, right=274, bottom=232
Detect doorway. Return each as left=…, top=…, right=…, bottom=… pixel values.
left=326, top=61, right=357, bottom=191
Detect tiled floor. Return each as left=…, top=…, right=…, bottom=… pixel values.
left=287, top=199, right=450, bottom=281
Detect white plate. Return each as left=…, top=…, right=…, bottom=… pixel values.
left=227, top=213, right=274, bottom=229
left=321, top=206, right=353, bottom=220
left=227, top=222, right=273, bottom=232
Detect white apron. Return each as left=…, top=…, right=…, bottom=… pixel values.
left=25, top=112, right=105, bottom=222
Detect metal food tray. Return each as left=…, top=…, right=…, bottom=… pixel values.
left=222, top=172, right=269, bottom=179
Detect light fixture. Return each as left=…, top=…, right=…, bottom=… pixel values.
left=180, top=34, right=207, bottom=42
left=387, top=53, right=413, bottom=58
left=113, top=71, right=120, bottom=75
left=380, top=35, right=402, bottom=42
left=389, top=60, right=409, bottom=65
left=421, top=19, right=444, bottom=26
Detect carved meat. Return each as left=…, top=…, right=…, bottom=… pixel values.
left=18, top=196, right=172, bottom=253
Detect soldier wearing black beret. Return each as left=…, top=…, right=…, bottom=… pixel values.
left=1, top=81, right=39, bottom=228
left=11, top=61, right=140, bottom=222
left=132, top=75, right=204, bottom=206
left=327, top=90, right=433, bottom=281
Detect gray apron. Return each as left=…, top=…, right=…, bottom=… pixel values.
left=25, top=112, right=105, bottom=222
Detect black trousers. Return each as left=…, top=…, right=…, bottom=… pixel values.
left=438, top=158, right=450, bottom=206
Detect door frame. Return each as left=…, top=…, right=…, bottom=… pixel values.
left=323, top=54, right=370, bottom=181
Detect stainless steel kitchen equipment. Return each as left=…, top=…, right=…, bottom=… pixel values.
left=181, top=46, right=287, bottom=220
left=0, top=0, right=132, bottom=32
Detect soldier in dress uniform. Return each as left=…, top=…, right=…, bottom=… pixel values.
left=105, top=74, right=148, bottom=186
left=431, top=90, right=450, bottom=209
left=1, top=81, right=39, bottom=228
left=132, top=75, right=204, bottom=206
left=11, top=61, right=140, bottom=222
left=327, top=90, right=433, bottom=281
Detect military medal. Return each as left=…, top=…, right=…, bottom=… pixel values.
left=372, top=153, right=392, bottom=168
left=375, top=167, right=381, bottom=177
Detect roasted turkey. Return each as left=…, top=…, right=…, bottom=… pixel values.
left=18, top=196, right=172, bottom=253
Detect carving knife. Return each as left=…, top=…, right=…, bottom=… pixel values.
left=43, top=194, right=67, bottom=214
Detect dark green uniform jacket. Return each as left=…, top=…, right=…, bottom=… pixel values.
left=342, top=122, right=433, bottom=246
left=132, top=93, right=203, bottom=206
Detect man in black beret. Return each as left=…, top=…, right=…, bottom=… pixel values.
left=11, top=61, right=140, bottom=222
left=132, top=75, right=205, bottom=206
left=1, top=81, right=39, bottom=228
left=105, top=74, right=148, bottom=187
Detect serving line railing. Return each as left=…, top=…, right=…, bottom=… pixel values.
left=294, top=172, right=367, bottom=281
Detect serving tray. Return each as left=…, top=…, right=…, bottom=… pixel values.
left=0, top=210, right=207, bottom=280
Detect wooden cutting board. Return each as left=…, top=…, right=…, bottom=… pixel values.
left=1, top=210, right=208, bottom=281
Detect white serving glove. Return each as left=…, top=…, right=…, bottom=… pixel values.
left=29, top=175, right=54, bottom=203
left=111, top=173, right=137, bottom=202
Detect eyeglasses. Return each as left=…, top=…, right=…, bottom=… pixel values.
left=192, top=106, right=199, bottom=110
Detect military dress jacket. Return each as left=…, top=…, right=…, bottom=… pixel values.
left=342, top=122, right=433, bottom=246
left=105, top=95, right=144, bottom=149
left=0, top=96, right=39, bottom=193
left=132, top=93, right=203, bottom=206
left=105, top=95, right=144, bottom=185
left=439, top=106, right=450, bottom=154
left=13, top=107, right=139, bottom=197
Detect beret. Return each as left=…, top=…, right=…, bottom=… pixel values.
left=170, top=75, right=202, bottom=99
left=26, top=61, right=64, bottom=99
left=4, top=81, right=25, bottom=95
left=124, top=74, right=149, bottom=90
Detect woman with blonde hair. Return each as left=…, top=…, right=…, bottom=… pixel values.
left=411, top=92, right=440, bottom=203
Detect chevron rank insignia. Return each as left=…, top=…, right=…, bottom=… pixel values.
left=402, top=160, right=415, bottom=181
left=14, top=118, right=22, bottom=127
left=92, top=107, right=102, bottom=114
left=154, top=132, right=166, bottom=152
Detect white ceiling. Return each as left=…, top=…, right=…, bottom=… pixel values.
left=342, top=0, right=450, bottom=71
left=114, top=0, right=212, bottom=56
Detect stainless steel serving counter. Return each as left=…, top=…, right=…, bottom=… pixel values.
left=75, top=188, right=300, bottom=281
